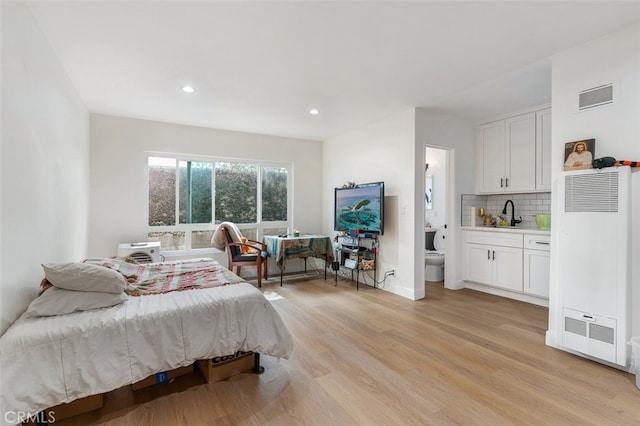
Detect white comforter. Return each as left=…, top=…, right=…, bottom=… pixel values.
left=0, top=283, right=293, bottom=422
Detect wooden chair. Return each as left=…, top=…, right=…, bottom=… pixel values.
left=221, top=225, right=269, bottom=287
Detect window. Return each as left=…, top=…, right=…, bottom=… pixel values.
left=147, top=155, right=290, bottom=253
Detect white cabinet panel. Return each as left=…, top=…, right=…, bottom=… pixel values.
left=493, top=246, right=523, bottom=291
left=505, top=113, right=536, bottom=192
left=524, top=249, right=550, bottom=297
left=535, top=108, right=552, bottom=191
left=464, top=244, right=493, bottom=284
left=476, top=121, right=505, bottom=193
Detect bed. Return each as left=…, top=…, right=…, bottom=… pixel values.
left=0, top=258, right=293, bottom=422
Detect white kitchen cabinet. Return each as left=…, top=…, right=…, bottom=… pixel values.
left=523, top=234, right=550, bottom=298
left=463, top=230, right=523, bottom=292
left=475, top=109, right=547, bottom=194
left=504, top=113, right=536, bottom=192
left=476, top=120, right=506, bottom=193
left=535, top=108, right=552, bottom=191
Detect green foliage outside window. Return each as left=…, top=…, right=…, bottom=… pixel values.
left=214, top=162, right=257, bottom=224
left=148, top=157, right=289, bottom=250
left=262, top=167, right=288, bottom=221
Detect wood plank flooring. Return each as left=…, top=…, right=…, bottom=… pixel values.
left=58, top=278, right=639, bottom=425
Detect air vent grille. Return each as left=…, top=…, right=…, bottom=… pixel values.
left=565, top=172, right=618, bottom=213
left=579, top=84, right=614, bottom=111
left=565, top=317, right=587, bottom=336
left=589, top=323, right=615, bottom=345
left=129, top=252, right=154, bottom=264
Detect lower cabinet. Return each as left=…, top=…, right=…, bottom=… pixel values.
left=463, top=230, right=550, bottom=303
left=523, top=234, right=551, bottom=298
left=464, top=243, right=522, bottom=292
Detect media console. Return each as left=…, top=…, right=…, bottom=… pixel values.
left=336, top=235, right=378, bottom=290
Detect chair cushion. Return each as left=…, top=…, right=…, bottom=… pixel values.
left=231, top=251, right=269, bottom=262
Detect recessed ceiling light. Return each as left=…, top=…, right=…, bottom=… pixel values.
left=309, top=109, right=320, bottom=115
left=181, top=85, right=195, bottom=93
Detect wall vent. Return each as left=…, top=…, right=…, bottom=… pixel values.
left=565, top=317, right=587, bottom=336
left=578, top=84, right=614, bottom=111
left=565, top=171, right=618, bottom=213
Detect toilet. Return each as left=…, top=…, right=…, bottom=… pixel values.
left=425, top=227, right=445, bottom=282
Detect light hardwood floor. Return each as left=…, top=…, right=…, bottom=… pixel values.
left=59, top=277, right=639, bottom=425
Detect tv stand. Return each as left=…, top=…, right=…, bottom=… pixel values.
left=336, top=235, right=378, bottom=290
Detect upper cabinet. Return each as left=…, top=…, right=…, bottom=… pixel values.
left=476, top=107, right=551, bottom=194
left=535, top=108, right=552, bottom=191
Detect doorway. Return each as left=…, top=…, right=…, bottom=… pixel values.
left=424, top=146, right=450, bottom=291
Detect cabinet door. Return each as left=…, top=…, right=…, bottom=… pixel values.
left=464, top=243, right=492, bottom=285
left=505, top=112, right=536, bottom=192
left=476, top=121, right=505, bottom=193
left=492, top=246, right=523, bottom=292
left=536, top=108, right=552, bottom=191
left=524, top=249, right=550, bottom=298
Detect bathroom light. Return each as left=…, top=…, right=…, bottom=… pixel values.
left=181, top=85, right=195, bottom=93
left=309, top=109, right=320, bottom=115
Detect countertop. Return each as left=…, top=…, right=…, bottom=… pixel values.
left=461, top=226, right=550, bottom=235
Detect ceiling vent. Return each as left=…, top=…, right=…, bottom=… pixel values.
left=578, top=83, right=614, bottom=111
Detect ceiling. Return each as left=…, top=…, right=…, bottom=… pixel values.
left=28, top=1, right=640, bottom=141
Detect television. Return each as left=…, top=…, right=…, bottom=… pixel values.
left=334, top=182, right=384, bottom=235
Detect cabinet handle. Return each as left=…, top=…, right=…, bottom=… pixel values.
left=582, top=314, right=595, bottom=322
left=535, top=241, right=550, bottom=245
left=505, top=178, right=509, bottom=187
left=487, top=250, right=490, bottom=260
left=492, top=250, right=495, bottom=260
left=500, top=178, right=504, bottom=188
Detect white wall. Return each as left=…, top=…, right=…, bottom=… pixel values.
left=323, top=109, right=418, bottom=298
left=89, top=114, right=323, bottom=270
left=548, top=23, right=640, bottom=350
left=425, top=147, right=447, bottom=229
left=416, top=110, right=476, bottom=291
left=322, top=109, right=474, bottom=299
left=1, top=3, right=90, bottom=334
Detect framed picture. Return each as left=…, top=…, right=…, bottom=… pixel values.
left=563, top=139, right=595, bottom=171
left=425, top=174, right=433, bottom=210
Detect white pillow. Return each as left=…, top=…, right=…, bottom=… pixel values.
left=42, top=262, right=127, bottom=294
left=26, top=287, right=128, bottom=317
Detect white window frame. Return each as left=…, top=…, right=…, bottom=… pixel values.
left=145, top=152, right=292, bottom=255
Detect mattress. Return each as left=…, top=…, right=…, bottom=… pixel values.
left=0, top=279, right=293, bottom=422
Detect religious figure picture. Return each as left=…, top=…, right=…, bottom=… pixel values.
left=564, top=139, right=596, bottom=171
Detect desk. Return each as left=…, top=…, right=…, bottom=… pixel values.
left=263, top=235, right=334, bottom=285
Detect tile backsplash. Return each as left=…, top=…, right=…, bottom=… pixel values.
left=461, top=193, right=551, bottom=229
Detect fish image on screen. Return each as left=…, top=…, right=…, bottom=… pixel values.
left=334, top=182, right=384, bottom=235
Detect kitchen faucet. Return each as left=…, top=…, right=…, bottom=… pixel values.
left=502, top=200, right=522, bottom=227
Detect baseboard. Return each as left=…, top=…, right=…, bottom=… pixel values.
left=464, top=282, right=549, bottom=307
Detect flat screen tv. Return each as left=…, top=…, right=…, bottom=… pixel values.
left=334, top=182, right=384, bottom=235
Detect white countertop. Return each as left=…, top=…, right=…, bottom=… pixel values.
left=462, top=226, right=550, bottom=235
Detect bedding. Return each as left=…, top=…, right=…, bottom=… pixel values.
left=0, top=259, right=293, bottom=423
left=25, top=287, right=128, bottom=317
left=42, top=262, right=127, bottom=293
left=83, top=257, right=245, bottom=295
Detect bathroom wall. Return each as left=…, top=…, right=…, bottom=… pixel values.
left=461, top=192, right=551, bottom=229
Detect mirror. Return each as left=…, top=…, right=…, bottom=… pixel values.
left=425, top=174, right=433, bottom=210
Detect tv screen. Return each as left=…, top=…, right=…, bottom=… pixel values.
left=334, top=182, right=384, bottom=235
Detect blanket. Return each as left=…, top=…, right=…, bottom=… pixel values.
left=210, top=222, right=243, bottom=250
left=83, top=258, right=245, bottom=295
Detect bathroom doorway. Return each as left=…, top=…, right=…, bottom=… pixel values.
left=425, top=146, right=449, bottom=289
